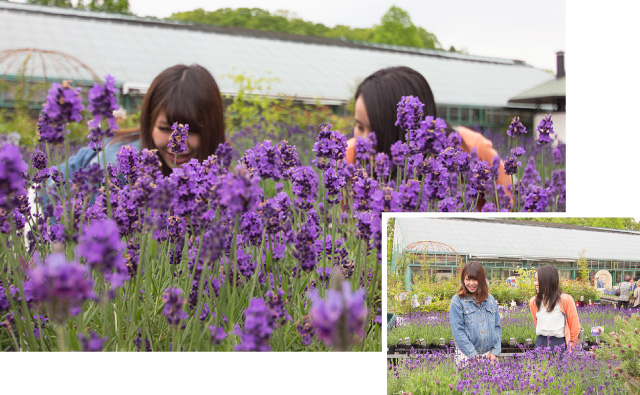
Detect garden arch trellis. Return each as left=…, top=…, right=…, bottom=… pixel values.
left=0, top=48, right=101, bottom=110
left=394, top=241, right=464, bottom=291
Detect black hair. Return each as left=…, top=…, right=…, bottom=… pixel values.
left=354, top=66, right=437, bottom=155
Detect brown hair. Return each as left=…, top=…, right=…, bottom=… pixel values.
left=139, top=64, right=225, bottom=176
left=535, top=265, right=562, bottom=312
left=456, top=261, right=489, bottom=303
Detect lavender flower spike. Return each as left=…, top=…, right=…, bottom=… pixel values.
left=168, top=122, right=189, bottom=154
left=27, top=253, right=96, bottom=324
left=536, top=114, right=555, bottom=145
left=308, top=280, right=368, bottom=350
left=162, top=287, right=189, bottom=327
left=506, top=116, right=527, bottom=137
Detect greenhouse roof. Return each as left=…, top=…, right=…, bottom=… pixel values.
left=0, top=2, right=554, bottom=107
left=395, top=218, right=640, bottom=262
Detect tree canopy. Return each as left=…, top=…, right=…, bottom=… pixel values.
left=519, top=218, right=640, bottom=231
left=27, top=0, right=131, bottom=14
left=169, top=6, right=443, bottom=50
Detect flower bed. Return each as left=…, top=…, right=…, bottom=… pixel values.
left=388, top=347, right=625, bottom=394
left=388, top=305, right=634, bottom=347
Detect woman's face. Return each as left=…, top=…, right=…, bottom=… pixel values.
left=353, top=95, right=372, bottom=139
left=151, top=111, right=200, bottom=168
left=534, top=272, right=539, bottom=293
left=464, top=275, right=478, bottom=294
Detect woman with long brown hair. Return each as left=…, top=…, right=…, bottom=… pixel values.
left=449, top=261, right=501, bottom=366
left=58, top=64, right=226, bottom=179
left=529, top=265, right=581, bottom=352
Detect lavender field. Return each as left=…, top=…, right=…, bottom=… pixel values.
left=0, top=76, right=566, bottom=352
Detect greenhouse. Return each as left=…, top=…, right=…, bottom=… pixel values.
left=390, top=218, right=640, bottom=290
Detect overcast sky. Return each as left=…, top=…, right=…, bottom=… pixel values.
left=127, top=0, right=566, bottom=72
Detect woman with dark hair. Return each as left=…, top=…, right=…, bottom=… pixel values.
left=449, top=261, right=501, bottom=366
left=59, top=64, right=226, bottom=178
left=347, top=66, right=511, bottom=192
left=529, top=265, right=581, bottom=352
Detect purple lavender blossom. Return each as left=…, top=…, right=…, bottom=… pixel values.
left=398, top=179, right=421, bottom=211
left=507, top=116, right=528, bottom=137
left=504, top=154, right=521, bottom=176
left=265, top=288, right=291, bottom=327
left=521, top=156, right=542, bottom=187
left=216, top=169, right=262, bottom=217
left=88, top=75, right=118, bottom=130
left=162, top=287, right=189, bottom=327
left=215, top=142, right=233, bottom=170
left=239, top=211, right=264, bottom=247
left=240, top=140, right=282, bottom=180
left=390, top=141, right=410, bottom=167
left=312, top=123, right=347, bottom=170
left=395, top=96, right=424, bottom=131
left=297, top=315, right=314, bottom=346
left=77, top=218, right=128, bottom=288
left=209, top=325, right=227, bottom=345
left=355, top=133, right=376, bottom=162
left=78, top=331, right=108, bottom=351
left=438, top=196, right=461, bottom=212
left=520, top=185, right=550, bottom=212
left=324, top=167, right=346, bottom=205
left=277, top=140, right=301, bottom=174
left=37, top=81, right=84, bottom=144
left=408, top=116, right=448, bottom=155
left=234, top=297, right=273, bottom=351
left=373, top=152, right=391, bottom=181
left=258, top=192, right=292, bottom=235
left=536, top=115, right=555, bottom=145
left=293, top=222, right=319, bottom=273
left=87, top=75, right=119, bottom=150
left=27, top=253, right=96, bottom=323
left=308, top=281, right=368, bottom=350
left=371, top=186, right=402, bottom=213
left=289, top=165, right=319, bottom=211
left=352, top=168, right=378, bottom=212
left=168, top=123, right=189, bottom=154
left=31, top=148, right=48, bottom=170
left=0, top=144, right=28, bottom=213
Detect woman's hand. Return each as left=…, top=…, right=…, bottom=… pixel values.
left=487, top=353, right=498, bottom=362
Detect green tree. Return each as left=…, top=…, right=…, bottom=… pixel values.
left=169, top=6, right=447, bottom=51
left=371, top=6, right=423, bottom=47
left=27, top=0, right=74, bottom=7
left=519, top=217, right=640, bottom=231
left=576, top=249, right=590, bottom=283
left=87, top=0, right=130, bottom=14
left=27, top=0, right=130, bottom=13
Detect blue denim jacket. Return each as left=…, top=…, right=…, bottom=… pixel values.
left=42, top=138, right=141, bottom=207
left=59, top=138, right=141, bottom=180
left=449, top=293, right=502, bottom=357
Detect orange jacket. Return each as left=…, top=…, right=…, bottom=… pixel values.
left=346, top=127, right=511, bottom=192
left=528, top=294, right=581, bottom=350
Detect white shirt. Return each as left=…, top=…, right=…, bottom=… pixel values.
left=536, top=300, right=565, bottom=337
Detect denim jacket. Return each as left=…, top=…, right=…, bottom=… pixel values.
left=449, top=293, right=502, bottom=357
left=42, top=138, right=141, bottom=207
left=59, top=138, right=141, bottom=180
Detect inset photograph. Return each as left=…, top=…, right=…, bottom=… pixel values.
left=386, top=216, right=640, bottom=394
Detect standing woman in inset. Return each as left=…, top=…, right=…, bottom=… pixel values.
left=449, top=261, right=502, bottom=366
left=529, top=265, right=581, bottom=352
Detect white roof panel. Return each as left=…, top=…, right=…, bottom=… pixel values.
left=0, top=2, right=554, bottom=107
left=395, top=218, right=640, bottom=262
